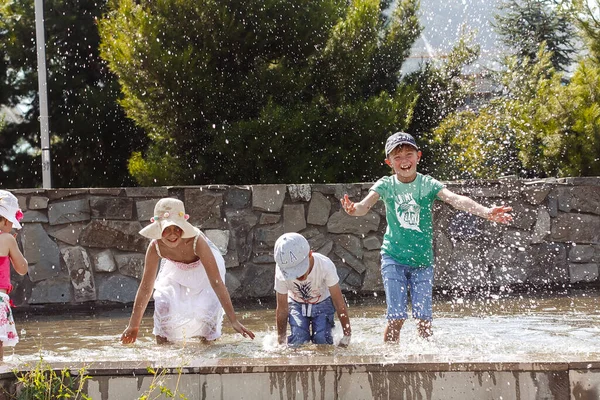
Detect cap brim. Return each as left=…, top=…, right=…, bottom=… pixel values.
left=276, top=255, right=310, bottom=281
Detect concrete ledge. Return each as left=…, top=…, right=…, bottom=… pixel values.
left=1, top=357, right=598, bottom=399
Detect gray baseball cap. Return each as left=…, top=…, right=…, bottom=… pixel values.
left=274, top=233, right=311, bottom=281
left=385, top=132, right=419, bottom=156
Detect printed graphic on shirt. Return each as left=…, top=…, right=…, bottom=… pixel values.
left=293, top=281, right=322, bottom=304
left=395, top=193, right=422, bottom=232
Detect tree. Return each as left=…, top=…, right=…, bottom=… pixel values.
left=99, top=0, right=423, bottom=185
left=0, top=0, right=146, bottom=188
left=431, top=43, right=600, bottom=179
left=493, top=0, right=577, bottom=72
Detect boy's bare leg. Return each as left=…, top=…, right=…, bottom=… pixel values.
left=384, top=319, right=404, bottom=342
left=156, top=335, right=169, bottom=345
left=0, top=341, right=3, bottom=361
left=417, top=319, right=432, bottom=338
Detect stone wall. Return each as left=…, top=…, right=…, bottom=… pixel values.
left=7, top=177, right=600, bottom=307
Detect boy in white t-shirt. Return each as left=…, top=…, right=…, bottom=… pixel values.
left=274, top=233, right=352, bottom=347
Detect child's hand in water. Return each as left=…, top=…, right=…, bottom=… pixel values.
left=121, top=326, right=139, bottom=344
left=231, top=320, right=255, bottom=340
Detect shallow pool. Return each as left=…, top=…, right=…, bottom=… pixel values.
left=6, top=291, right=600, bottom=366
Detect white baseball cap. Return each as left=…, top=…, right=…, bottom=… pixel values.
left=274, top=233, right=310, bottom=281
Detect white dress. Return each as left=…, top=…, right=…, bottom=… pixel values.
left=151, top=231, right=225, bottom=342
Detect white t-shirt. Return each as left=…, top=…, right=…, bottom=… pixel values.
left=274, top=253, right=339, bottom=304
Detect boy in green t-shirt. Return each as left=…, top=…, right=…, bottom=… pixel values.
left=341, top=132, right=513, bottom=343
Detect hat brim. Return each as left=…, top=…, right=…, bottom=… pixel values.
left=5, top=216, right=21, bottom=230
left=276, top=255, right=310, bottom=281
left=139, top=219, right=198, bottom=240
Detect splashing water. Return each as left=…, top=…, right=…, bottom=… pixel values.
left=6, top=292, right=600, bottom=366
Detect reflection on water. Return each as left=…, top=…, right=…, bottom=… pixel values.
left=6, top=291, right=600, bottom=365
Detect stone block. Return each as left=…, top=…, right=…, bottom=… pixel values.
left=96, top=274, right=139, bottom=303
left=363, top=236, right=381, bottom=251
left=21, top=223, right=61, bottom=282
left=527, top=243, right=569, bottom=284
left=258, top=213, right=281, bottom=225
left=28, top=196, right=49, bottom=210
left=48, top=199, right=91, bottom=225
left=80, top=220, right=148, bottom=252
left=327, top=210, right=380, bottom=234
left=332, top=234, right=363, bottom=258
left=508, top=201, right=537, bottom=230
left=551, top=213, right=600, bottom=244
left=90, top=249, right=117, bottom=273
left=204, top=229, right=230, bottom=255
left=123, top=187, right=168, bottom=197
left=447, top=212, right=484, bottom=241
left=224, top=271, right=242, bottom=297
left=254, top=223, right=284, bottom=249
left=224, top=186, right=251, bottom=209
left=61, top=246, right=96, bottom=302
left=531, top=208, right=551, bottom=244
left=361, top=250, right=383, bottom=292
left=252, top=185, right=286, bottom=212
left=287, top=184, right=311, bottom=202
left=21, top=210, right=48, bottom=223
left=28, top=278, right=73, bottom=304
left=89, top=188, right=123, bottom=196
left=307, top=192, right=331, bottom=226
left=502, top=229, right=532, bottom=249
left=115, top=252, right=145, bottom=280
left=90, top=196, right=134, bottom=220
left=521, top=184, right=553, bottom=205
left=334, top=244, right=365, bottom=273
left=569, top=245, right=596, bottom=262
left=46, top=222, right=86, bottom=246
left=237, top=264, right=275, bottom=298
left=488, top=246, right=531, bottom=285
left=136, top=199, right=160, bottom=222
left=184, top=190, right=225, bottom=229
left=283, top=204, right=306, bottom=233
left=46, top=189, right=88, bottom=200
left=569, top=263, right=599, bottom=283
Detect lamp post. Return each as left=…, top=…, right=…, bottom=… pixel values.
left=34, top=0, right=51, bottom=188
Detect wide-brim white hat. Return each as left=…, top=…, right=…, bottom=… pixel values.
left=139, top=198, right=197, bottom=239
left=0, top=190, right=23, bottom=230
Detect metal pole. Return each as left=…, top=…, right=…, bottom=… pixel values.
left=34, top=0, right=51, bottom=188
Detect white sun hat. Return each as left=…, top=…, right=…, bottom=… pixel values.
left=138, top=198, right=197, bottom=239
left=0, top=190, right=23, bottom=230
left=274, top=233, right=311, bottom=281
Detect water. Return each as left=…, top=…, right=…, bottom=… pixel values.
left=6, top=291, right=600, bottom=366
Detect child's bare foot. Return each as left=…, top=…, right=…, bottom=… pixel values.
left=156, top=335, right=169, bottom=345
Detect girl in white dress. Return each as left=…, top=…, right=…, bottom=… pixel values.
left=121, top=198, right=254, bottom=344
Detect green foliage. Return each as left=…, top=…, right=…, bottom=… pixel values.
left=493, top=0, right=577, bottom=72
left=10, top=358, right=90, bottom=400
left=405, top=29, right=480, bottom=173
left=0, top=0, right=147, bottom=188
left=99, top=0, right=423, bottom=185
left=431, top=43, right=600, bottom=179
left=138, top=366, right=187, bottom=400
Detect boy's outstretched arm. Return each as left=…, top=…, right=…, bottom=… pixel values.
left=275, top=292, right=289, bottom=345
left=329, top=283, right=351, bottom=347
left=437, top=188, right=513, bottom=224
left=340, top=192, right=380, bottom=217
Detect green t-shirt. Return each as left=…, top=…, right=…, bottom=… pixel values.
left=371, top=173, right=445, bottom=268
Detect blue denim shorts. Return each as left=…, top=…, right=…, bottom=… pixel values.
left=287, top=297, right=335, bottom=346
left=381, top=254, right=434, bottom=321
